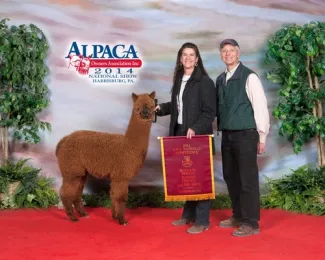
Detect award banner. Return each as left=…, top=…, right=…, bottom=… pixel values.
left=159, top=135, right=215, bottom=201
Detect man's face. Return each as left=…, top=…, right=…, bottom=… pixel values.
left=220, top=44, right=239, bottom=66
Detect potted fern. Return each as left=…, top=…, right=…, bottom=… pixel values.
left=0, top=158, right=59, bottom=209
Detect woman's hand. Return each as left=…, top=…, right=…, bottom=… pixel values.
left=154, top=105, right=160, bottom=112
left=257, top=142, right=265, bottom=154
left=187, top=128, right=195, bottom=139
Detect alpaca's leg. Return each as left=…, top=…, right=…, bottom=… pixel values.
left=111, top=199, right=118, bottom=220
left=118, top=198, right=127, bottom=225
left=60, top=177, right=84, bottom=222
left=110, top=184, right=118, bottom=220
left=60, top=178, right=78, bottom=222
left=110, top=181, right=129, bottom=225
left=61, top=198, right=78, bottom=222
left=73, top=175, right=88, bottom=217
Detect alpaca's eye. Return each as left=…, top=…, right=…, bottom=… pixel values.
left=137, top=108, right=140, bottom=111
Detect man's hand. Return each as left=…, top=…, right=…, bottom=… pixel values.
left=154, top=105, right=160, bottom=112
left=257, top=142, right=265, bottom=154
left=187, top=128, right=195, bottom=139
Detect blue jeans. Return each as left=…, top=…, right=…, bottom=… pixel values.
left=181, top=200, right=211, bottom=226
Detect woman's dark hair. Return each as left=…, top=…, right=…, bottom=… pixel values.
left=172, top=42, right=209, bottom=86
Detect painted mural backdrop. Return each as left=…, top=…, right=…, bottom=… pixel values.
left=1, top=0, right=324, bottom=194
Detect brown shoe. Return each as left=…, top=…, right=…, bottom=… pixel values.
left=232, top=224, right=260, bottom=237
left=172, top=218, right=194, bottom=226
left=187, top=225, right=209, bottom=234
left=219, top=217, right=241, bottom=228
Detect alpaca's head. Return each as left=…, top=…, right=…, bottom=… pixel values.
left=131, top=91, right=156, bottom=122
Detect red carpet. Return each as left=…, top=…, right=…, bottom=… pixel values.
left=0, top=207, right=324, bottom=260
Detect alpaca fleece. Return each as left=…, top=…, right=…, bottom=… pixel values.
left=56, top=91, right=156, bottom=225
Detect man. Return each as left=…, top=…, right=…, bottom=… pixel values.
left=216, top=39, right=270, bottom=237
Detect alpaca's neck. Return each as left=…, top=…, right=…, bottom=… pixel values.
left=125, top=113, right=152, bottom=151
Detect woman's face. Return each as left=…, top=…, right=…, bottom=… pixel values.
left=180, top=48, right=198, bottom=70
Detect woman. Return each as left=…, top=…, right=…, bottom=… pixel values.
left=155, top=42, right=216, bottom=234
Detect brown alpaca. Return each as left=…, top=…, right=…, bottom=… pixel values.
left=55, top=91, right=156, bottom=225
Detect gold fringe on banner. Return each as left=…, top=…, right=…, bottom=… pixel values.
left=159, top=137, right=168, bottom=200
left=164, top=193, right=215, bottom=202
left=159, top=135, right=216, bottom=202
left=208, top=134, right=216, bottom=198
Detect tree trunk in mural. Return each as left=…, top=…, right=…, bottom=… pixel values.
left=308, top=56, right=325, bottom=167
left=0, top=114, right=9, bottom=163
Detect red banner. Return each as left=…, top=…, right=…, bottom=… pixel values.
left=159, top=135, right=215, bottom=201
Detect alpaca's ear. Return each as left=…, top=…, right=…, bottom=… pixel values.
left=132, top=93, right=138, bottom=102
left=149, top=91, right=156, bottom=100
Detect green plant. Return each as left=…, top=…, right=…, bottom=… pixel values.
left=261, top=165, right=325, bottom=215
left=0, top=18, right=51, bottom=162
left=265, top=21, right=325, bottom=166
left=80, top=180, right=325, bottom=216
left=81, top=188, right=232, bottom=210
left=0, top=158, right=59, bottom=209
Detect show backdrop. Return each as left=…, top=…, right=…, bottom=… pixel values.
left=1, top=0, right=324, bottom=194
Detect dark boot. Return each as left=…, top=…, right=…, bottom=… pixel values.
left=219, top=217, right=241, bottom=228
left=187, top=225, right=209, bottom=234
left=172, top=218, right=194, bottom=226
left=232, top=223, right=260, bottom=237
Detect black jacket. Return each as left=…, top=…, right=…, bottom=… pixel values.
left=157, top=66, right=216, bottom=152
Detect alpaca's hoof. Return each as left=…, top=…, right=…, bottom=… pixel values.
left=68, top=214, right=79, bottom=222
left=118, top=220, right=128, bottom=225
left=80, top=213, right=89, bottom=218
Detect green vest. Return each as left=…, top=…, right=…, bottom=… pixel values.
left=217, top=63, right=257, bottom=130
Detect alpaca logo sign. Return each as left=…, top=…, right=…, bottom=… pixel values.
left=182, top=156, right=193, bottom=168
left=65, top=41, right=143, bottom=85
